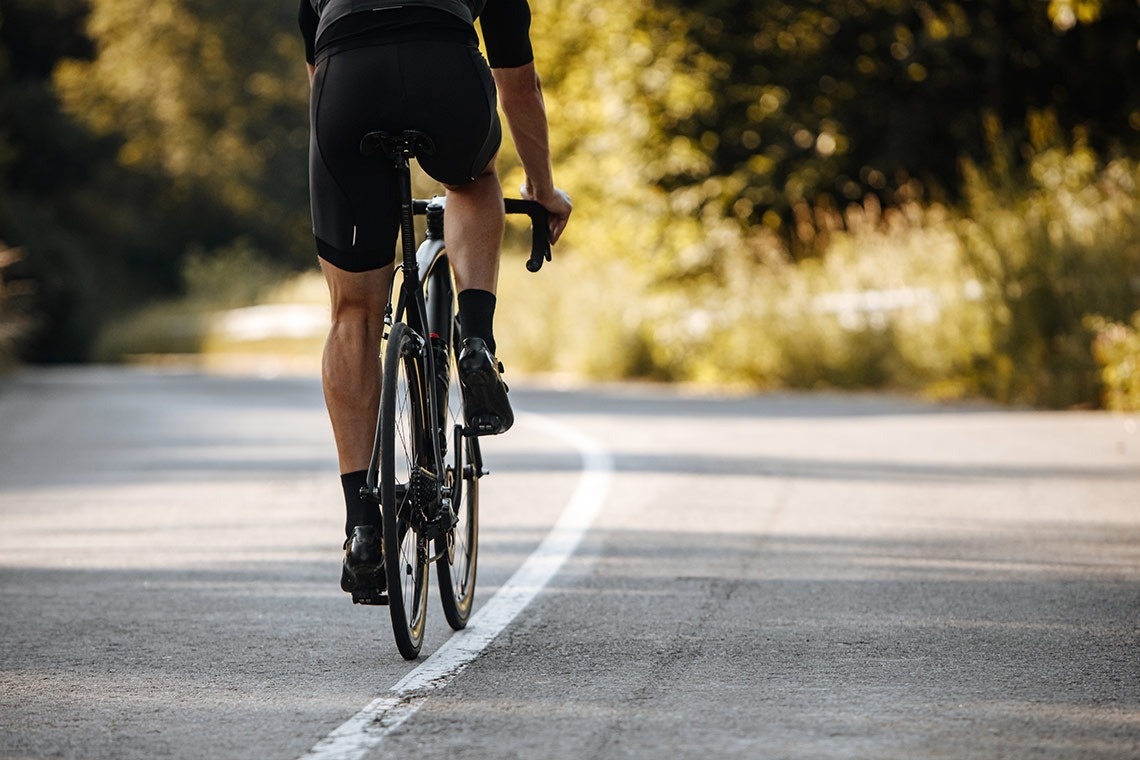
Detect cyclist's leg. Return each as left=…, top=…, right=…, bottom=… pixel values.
left=398, top=40, right=513, bottom=433
left=443, top=158, right=504, bottom=296
left=443, top=164, right=514, bottom=435
left=442, top=163, right=514, bottom=434
left=320, top=261, right=392, bottom=476
left=398, top=37, right=504, bottom=346
left=321, top=261, right=391, bottom=592
left=443, top=161, right=505, bottom=349
left=309, top=45, right=403, bottom=546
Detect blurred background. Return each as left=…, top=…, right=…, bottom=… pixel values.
left=0, top=0, right=1137, bottom=409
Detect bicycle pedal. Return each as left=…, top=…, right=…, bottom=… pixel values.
left=351, top=589, right=388, bottom=606
left=463, top=464, right=489, bottom=478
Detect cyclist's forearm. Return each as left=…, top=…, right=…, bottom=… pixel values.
left=493, top=63, right=556, bottom=201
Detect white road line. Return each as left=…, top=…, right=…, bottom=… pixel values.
left=299, top=412, right=614, bottom=760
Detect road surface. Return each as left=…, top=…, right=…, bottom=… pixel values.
left=1, top=367, right=1138, bottom=759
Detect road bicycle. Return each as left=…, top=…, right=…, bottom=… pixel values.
left=352, top=129, right=550, bottom=660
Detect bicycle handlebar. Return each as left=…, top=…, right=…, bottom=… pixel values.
left=504, top=199, right=552, bottom=273
left=412, top=197, right=552, bottom=273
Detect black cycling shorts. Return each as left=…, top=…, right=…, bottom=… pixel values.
left=308, top=39, right=501, bottom=272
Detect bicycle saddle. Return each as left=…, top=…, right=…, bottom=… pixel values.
left=359, top=129, right=437, bottom=159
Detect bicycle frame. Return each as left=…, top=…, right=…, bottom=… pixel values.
left=367, top=151, right=448, bottom=503
left=359, top=129, right=551, bottom=506
left=354, top=129, right=552, bottom=654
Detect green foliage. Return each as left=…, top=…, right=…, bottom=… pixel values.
left=1, top=0, right=106, bottom=359
left=501, top=136, right=1140, bottom=408
left=501, top=1, right=726, bottom=285
left=3, top=0, right=1138, bottom=409
left=53, top=0, right=312, bottom=257
left=501, top=195, right=988, bottom=393
left=0, top=0, right=311, bottom=361
left=93, top=237, right=289, bottom=361
left=655, top=0, right=1140, bottom=234
left=180, top=238, right=287, bottom=310
left=1087, top=312, right=1140, bottom=412
left=959, top=120, right=1140, bottom=406
left=492, top=0, right=1140, bottom=407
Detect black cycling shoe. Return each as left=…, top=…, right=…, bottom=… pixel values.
left=457, top=337, right=514, bottom=436
left=340, top=525, right=386, bottom=594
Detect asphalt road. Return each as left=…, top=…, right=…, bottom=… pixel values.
left=1, top=367, right=1138, bottom=759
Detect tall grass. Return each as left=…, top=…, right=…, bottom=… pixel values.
left=959, top=141, right=1140, bottom=407
left=498, top=139, right=1140, bottom=409
left=93, top=238, right=296, bottom=362
left=1087, top=312, right=1140, bottom=412
left=90, top=137, right=1140, bottom=410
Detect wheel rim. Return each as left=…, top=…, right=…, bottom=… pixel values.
left=455, top=439, right=478, bottom=601
left=447, top=373, right=472, bottom=597
left=441, top=330, right=477, bottom=620
left=382, top=325, right=429, bottom=657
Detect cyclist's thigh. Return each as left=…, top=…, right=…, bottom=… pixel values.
left=309, top=46, right=404, bottom=271
left=397, top=40, right=502, bottom=186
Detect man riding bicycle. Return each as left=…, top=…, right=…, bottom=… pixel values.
left=299, top=0, right=572, bottom=598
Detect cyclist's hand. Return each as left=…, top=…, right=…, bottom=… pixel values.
left=521, top=184, right=572, bottom=244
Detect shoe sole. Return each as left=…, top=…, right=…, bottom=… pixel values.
left=341, top=561, right=386, bottom=594
left=459, top=355, right=514, bottom=436
left=351, top=588, right=389, bottom=606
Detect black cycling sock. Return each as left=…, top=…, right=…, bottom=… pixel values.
left=458, top=289, right=497, bottom=355
left=341, top=470, right=379, bottom=538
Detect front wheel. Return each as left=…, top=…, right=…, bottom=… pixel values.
left=381, top=322, right=430, bottom=660
left=425, top=261, right=480, bottom=630
left=437, top=420, right=480, bottom=630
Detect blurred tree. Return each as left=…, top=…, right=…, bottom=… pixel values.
left=656, top=0, right=1140, bottom=245
left=498, top=0, right=1139, bottom=405
left=54, top=0, right=313, bottom=265
left=4, top=0, right=1136, bottom=375
left=507, top=2, right=744, bottom=282
left=0, top=0, right=312, bottom=360
left=0, top=0, right=122, bottom=359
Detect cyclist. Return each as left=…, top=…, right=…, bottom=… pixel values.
left=298, top=0, right=572, bottom=598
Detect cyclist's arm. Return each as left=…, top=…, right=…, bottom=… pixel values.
left=492, top=64, right=570, bottom=243
left=481, top=0, right=571, bottom=243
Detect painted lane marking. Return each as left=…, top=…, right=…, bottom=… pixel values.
left=299, top=412, right=614, bottom=760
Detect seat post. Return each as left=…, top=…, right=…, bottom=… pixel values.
left=359, top=130, right=435, bottom=271
left=394, top=151, right=418, bottom=270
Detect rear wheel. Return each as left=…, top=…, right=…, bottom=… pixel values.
left=380, top=321, right=430, bottom=660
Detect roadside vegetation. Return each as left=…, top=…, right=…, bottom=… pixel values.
left=1, top=0, right=1137, bottom=408
left=497, top=131, right=1140, bottom=409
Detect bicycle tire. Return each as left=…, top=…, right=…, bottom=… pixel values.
left=381, top=321, right=430, bottom=660
left=436, top=317, right=480, bottom=630
left=423, top=256, right=480, bottom=630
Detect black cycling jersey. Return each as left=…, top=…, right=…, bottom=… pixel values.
left=298, top=0, right=533, bottom=68
left=310, top=0, right=484, bottom=42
